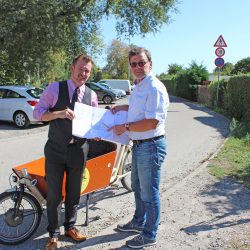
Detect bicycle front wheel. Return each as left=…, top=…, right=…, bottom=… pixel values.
left=121, top=150, right=132, bottom=192
left=0, top=191, right=42, bottom=245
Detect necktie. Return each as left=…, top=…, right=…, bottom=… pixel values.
left=71, top=87, right=79, bottom=105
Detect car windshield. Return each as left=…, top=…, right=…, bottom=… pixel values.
left=95, top=83, right=108, bottom=90
left=101, top=84, right=112, bottom=90
left=27, top=88, right=43, bottom=99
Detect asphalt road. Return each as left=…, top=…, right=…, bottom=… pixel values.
left=0, top=96, right=230, bottom=249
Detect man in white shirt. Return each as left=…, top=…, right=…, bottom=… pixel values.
left=110, top=47, right=169, bottom=249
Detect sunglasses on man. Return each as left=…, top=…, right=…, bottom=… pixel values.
left=130, top=61, right=148, bottom=68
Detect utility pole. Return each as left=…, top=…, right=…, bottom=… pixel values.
left=128, top=32, right=131, bottom=80
left=216, top=67, right=220, bottom=106
left=214, top=35, right=227, bottom=106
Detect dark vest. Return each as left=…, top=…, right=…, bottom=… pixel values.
left=45, top=81, right=91, bottom=162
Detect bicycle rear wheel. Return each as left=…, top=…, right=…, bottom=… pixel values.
left=121, top=150, right=132, bottom=192
left=0, top=191, right=42, bottom=245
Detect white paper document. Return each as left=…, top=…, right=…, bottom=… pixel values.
left=73, top=102, right=130, bottom=145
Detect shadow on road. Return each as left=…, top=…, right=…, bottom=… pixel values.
left=194, top=116, right=229, bottom=137
left=71, top=230, right=131, bottom=250
left=181, top=177, right=250, bottom=234
left=0, top=121, right=47, bottom=131
left=169, top=95, right=230, bottom=138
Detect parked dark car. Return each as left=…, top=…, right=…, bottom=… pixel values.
left=85, top=82, right=121, bottom=104
left=99, top=83, right=126, bottom=97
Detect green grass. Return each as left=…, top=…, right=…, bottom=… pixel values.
left=208, top=137, right=250, bottom=188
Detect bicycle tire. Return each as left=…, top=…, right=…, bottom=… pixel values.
left=121, top=150, right=132, bottom=192
left=0, top=191, right=42, bottom=245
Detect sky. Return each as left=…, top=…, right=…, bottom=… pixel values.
left=98, top=0, right=250, bottom=75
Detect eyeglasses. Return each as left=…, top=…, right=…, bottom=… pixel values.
left=130, top=61, right=148, bottom=68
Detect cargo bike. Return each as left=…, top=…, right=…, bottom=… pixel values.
left=0, top=141, right=132, bottom=245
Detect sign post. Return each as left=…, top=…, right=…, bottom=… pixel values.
left=214, top=35, right=227, bottom=106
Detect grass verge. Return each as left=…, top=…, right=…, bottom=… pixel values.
left=208, top=137, right=250, bottom=188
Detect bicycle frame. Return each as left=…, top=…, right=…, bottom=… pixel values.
left=110, top=143, right=132, bottom=185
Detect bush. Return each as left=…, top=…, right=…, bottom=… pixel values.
left=242, top=133, right=250, bottom=146
left=175, top=72, right=191, bottom=99
left=230, top=118, right=250, bottom=138
left=186, top=61, right=209, bottom=85
left=175, top=73, right=199, bottom=101
left=174, top=62, right=209, bottom=101
left=208, top=79, right=229, bottom=107
left=189, top=84, right=199, bottom=101
left=226, top=75, right=250, bottom=121
left=161, top=78, right=176, bottom=95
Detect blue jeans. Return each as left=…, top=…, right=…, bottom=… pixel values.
left=131, top=137, right=167, bottom=240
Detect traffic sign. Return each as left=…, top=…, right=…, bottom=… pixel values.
left=214, top=35, right=227, bottom=47
left=215, top=47, right=225, bottom=57
left=214, top=57, right=225, bottom=67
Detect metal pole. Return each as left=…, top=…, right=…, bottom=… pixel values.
left=128, top=33, right=131, bottom=80
left=216, top=67, right=220, bottom=106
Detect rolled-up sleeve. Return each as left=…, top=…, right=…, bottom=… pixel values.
left=33, top=83, right=57, bottom=121
left=145, top=87, right=167, bottom=121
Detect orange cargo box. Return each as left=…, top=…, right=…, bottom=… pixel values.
left=13, top=150, right=117, bottom=200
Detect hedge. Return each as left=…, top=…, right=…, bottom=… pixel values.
left=226, top=75, right=250, bottom=121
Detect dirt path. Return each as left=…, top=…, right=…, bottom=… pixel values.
left=73, top=156, right=250, bottom=250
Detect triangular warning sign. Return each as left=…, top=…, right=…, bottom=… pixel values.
left=214, top=35, right=227, bottom=47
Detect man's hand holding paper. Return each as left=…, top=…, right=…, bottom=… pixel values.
left=73, top=102, right=129, bottom=145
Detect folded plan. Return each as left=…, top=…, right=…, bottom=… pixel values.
left=73, top=102, right=129, bottom=145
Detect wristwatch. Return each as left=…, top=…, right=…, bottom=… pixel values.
left=124, top=123, right=130, bottom=131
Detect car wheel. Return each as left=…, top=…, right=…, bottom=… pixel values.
left=14, top=111, right=30, bottom=128
left=103, top=95, right=113, bottom=104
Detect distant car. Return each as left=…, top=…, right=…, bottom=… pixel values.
left=0, top=85, right=43, bottom=128
left=85, top=82, right=121, bottom=104
left=97, top=79, right=132, bottom=95
left=99, top=83, right=126, bottom=97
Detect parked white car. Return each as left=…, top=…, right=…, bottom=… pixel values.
left=0, top=85, right=43, bottom=128
left=98, top=79, right=132, bottom=95
left=98, top=83, right=126, bottom=97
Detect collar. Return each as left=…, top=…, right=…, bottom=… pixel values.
left=134, top=72, right=152, bottom=86
left=68, top=79, right=85, bottom=92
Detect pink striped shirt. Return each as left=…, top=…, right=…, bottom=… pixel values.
left=33, top=79, right=98, bottom=120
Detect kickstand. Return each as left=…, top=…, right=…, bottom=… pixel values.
left=84, top=193, right=90, bottom=226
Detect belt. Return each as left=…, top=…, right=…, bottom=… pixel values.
left=132, top=135, right=165, bottom=145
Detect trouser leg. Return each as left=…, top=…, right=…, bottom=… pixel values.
left=63, top=141, right=89, bottom=230
left=45, top=160, right=65, bottom=237
left=133, top=139, right=167, bottom=240
left=131, top=146, right=146, bottom=226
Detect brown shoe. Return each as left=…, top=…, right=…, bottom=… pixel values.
left=45, top=237, right=58, bottom=250
left=65, top=227, right=87, bottom=242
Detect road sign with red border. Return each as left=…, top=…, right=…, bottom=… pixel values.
left=214, top=35, right=227, bottom=47
left=215, top=47, right=225, bottom=57
left=214, top=57, right=225, bottom=67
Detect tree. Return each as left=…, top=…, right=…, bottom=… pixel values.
left=104, top=40, right=130, bottom=79
left=167, top=63, right=184, bottom=75
left=0, top=0, right=178, bottom=84
left=213, top=62, right=234, bottom=75
left=175, top=61, right=208, bottom=101
left=232, top=57, right=250, bottom=75
left=186, top=61, right=209, bottom=85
